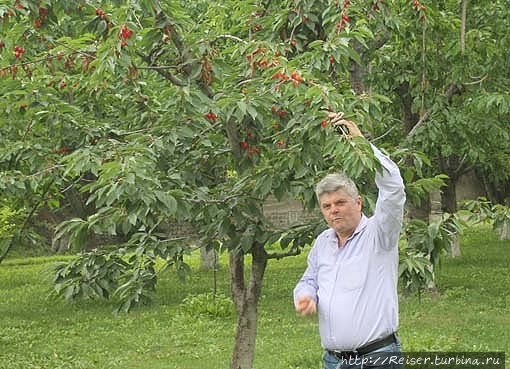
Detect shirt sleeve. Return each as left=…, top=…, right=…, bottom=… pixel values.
left=293, top=243, right=319, bottom=307
left=371, top=143, right=406, bottom=251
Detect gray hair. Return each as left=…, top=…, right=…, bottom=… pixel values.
left=315, top=173, right=359, bottom=201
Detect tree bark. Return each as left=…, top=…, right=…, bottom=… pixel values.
left=438, top=159, right=462, bottom=257
left=450, top=235, right=461, bottom=257
left=440, top=175, right=457, bottom=214
left=349, top=40, right=366, bottom=94
left=396, top=82, right=420, bottom=134
left=229, top=244, right=268, bottom=369
left=460, top=0, right=468, bottom=54
left=200, top=247, right=219, bottom=271
left=498, top=222, right=510, bottom=241
left=407, top=196, right=431, bottom=223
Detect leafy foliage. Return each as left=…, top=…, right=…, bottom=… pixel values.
left=399, top=213, right=467, bottom=293
left=461, top=198, right=510, bottom=240
left=180, top=292, right=234, bottom=319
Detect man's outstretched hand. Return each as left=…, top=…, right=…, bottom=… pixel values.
left=328, top=112, right=364, bottom=139
left=296, top=296, right=317, bottom=316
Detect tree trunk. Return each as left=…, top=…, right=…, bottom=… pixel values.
left=397, top=81, right=421, bottom=134
left=498, top=222, right=510, bottom=240
left=200, top=247, right=219, bottom=271
left=439, top=161, right=462, bottom=257
left=441, top=174, right=457, bottom=214
left=441, top=179, right=462, bottom=257
left=426, top=263, right=438, bottom=295
left=229, top=244, right=268, bottom=369
left=450, top=234, right=461, bottom=257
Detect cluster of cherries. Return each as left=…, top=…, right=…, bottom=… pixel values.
left=34, top=6, right=49, bottom=28
left=13, top=45, right=25, bottom=59
left=204, top=112, right=218, bottom=122
left=119, top=24, right=133, bottom=47
left=412, top=0, right=427, bottom=21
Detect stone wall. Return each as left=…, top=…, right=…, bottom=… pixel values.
left=262, top=196, right=320, bottom=229
left=169, top=173, right=486, bottom=241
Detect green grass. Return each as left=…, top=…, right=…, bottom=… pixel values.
left=1, top=227, right=508, bottom=369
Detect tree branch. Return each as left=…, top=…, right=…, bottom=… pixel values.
left=407, top=83, right=463, bottom=138
left=0, top=179, right=54, bottom=265
left=460, top=0, right=468, bottom=54
left=0, top=51, right=79, bottom=73
left=135, top=51, right=187, bottom=86
left=266, top=248, right=301, bottom=260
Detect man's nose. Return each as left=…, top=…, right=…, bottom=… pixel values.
left=329, top=204, right=339, bottom=213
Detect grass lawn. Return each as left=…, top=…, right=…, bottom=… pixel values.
left=0, top=226, right=508, bottom=369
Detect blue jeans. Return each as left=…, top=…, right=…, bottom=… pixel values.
left=323, top=336, right=403, bottom=369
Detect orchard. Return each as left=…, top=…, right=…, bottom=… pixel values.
left=1, top=1, right=509, bottom=369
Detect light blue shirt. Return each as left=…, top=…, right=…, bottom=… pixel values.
left=293, top=144, right=406, bottom=351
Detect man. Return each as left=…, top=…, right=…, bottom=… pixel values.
left=294, top=113, right=406, bottom=369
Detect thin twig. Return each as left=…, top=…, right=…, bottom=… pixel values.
left=0, top=51, right=78, bottom=72
left=464, top=75, right=488, bottom=85
left=51, top=39, right=96, bottom=59
left=28, top=164, right=65, bottom=178
left=372, top=125, right=397, bottom=143
left=135, top=65, right=179, bottom=70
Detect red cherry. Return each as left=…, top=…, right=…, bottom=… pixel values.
left=321, top=120, right=329, bottom=128
left=240, top=141, right=249, bottom=150
left=272, top=72, right=282, bottom=80
left=204, top=112, right=218, bottom=122
left=120, top=24, right=133, bottom=39
left=39, top=7, right=49, bottom=18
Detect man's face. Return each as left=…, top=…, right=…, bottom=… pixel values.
left=319, top=189, right=362, bottom=237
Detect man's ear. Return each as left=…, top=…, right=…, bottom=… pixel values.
left=357, top=196, right=362, bottom=209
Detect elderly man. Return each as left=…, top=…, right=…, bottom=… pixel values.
left=294, top=113, right=406, bottom=369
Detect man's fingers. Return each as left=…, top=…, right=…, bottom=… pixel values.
left=297, top=298, right=316, bottom=316
left=326, top=113, right=364, bottom=138
left=328, top=112, right=345, bottom=124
